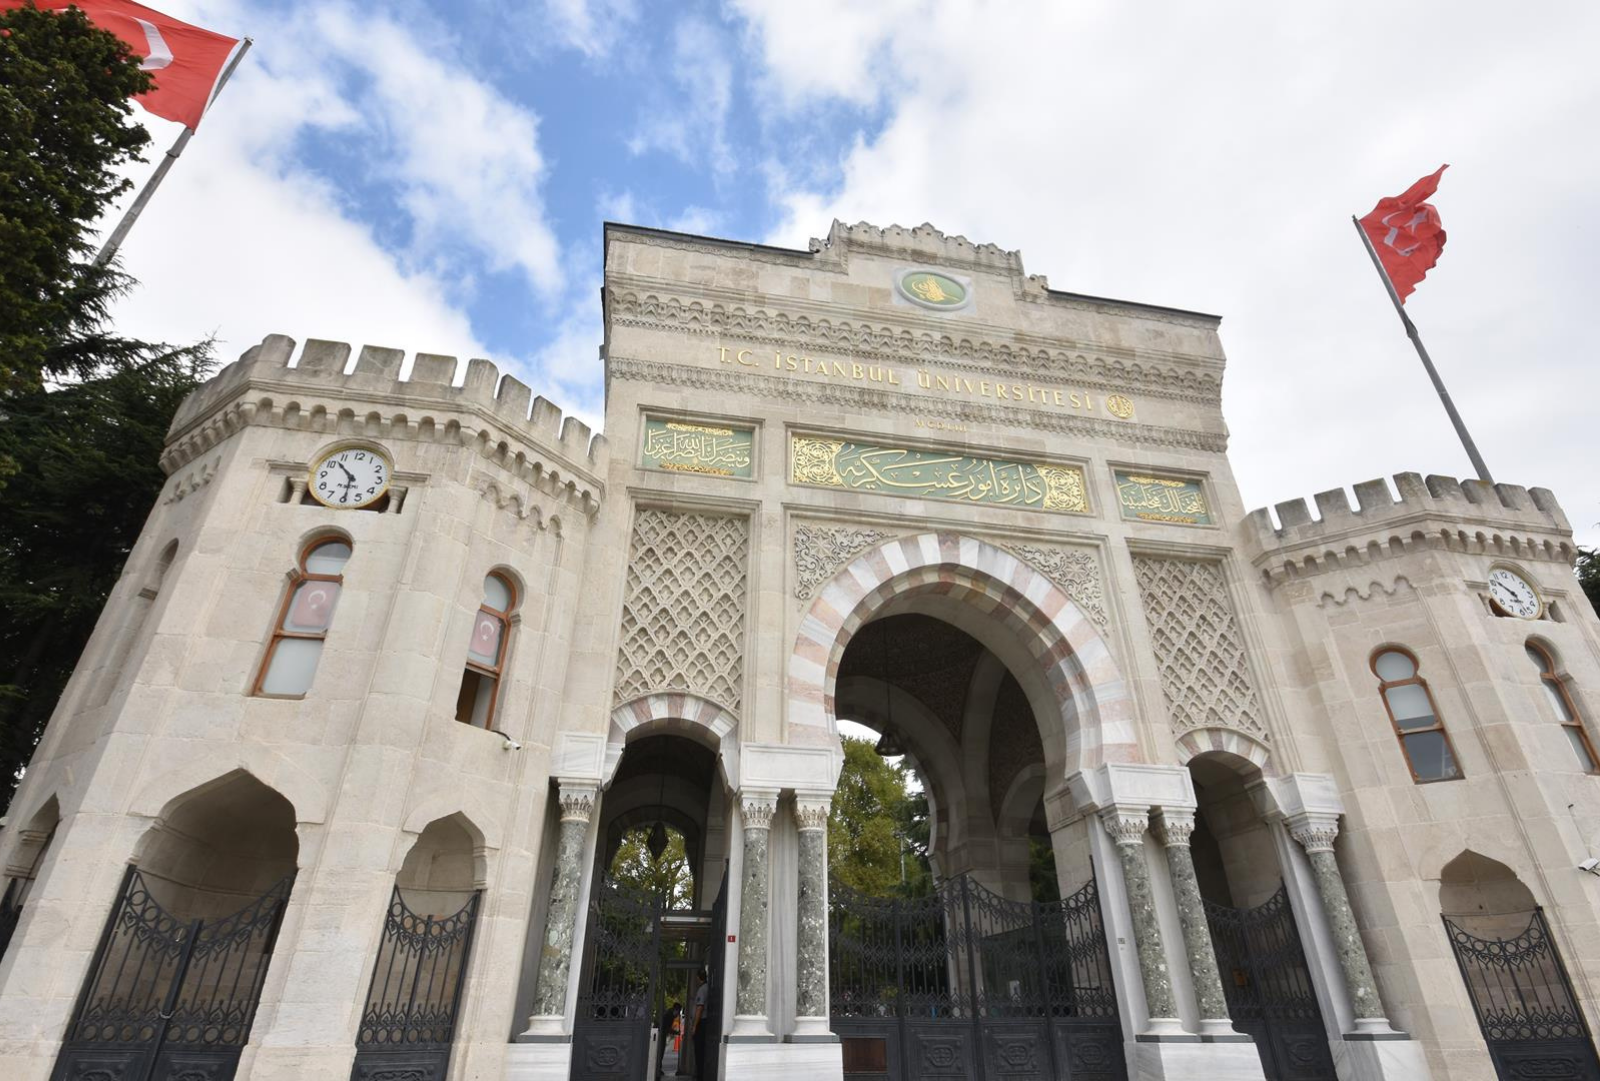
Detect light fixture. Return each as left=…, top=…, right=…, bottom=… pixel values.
left=874, top=619, right=904, bottom=757
left=874, top=728, right=905, bottom=757
left=647, top=771, right=669, bottom=861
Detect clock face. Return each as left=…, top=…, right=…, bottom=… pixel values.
left=309, top=447, right=391, bottom=509
left=1488, top=567, right=1541, bottom=620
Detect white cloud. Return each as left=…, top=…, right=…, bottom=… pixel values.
left=532, top=0, right=639, bottom=60
left=626, top=16, right=735, bottom=174
left=736, top=2, right=1600, bottom=546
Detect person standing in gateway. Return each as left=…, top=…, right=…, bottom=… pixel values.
left=688, top=967, right=710, bottom=1078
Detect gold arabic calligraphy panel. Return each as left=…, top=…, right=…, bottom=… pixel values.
left=790, top=435, right=1088, bottom=513
left=642, top=418, right=754, bottom=478
left=1114, top=470, right=1212, bottom=525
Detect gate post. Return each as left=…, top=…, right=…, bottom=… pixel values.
left=729, top=789, right=777, bottom=1036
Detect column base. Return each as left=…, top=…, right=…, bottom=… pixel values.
left=726, top=1013, right=773, bottom=1038
left=1197, top=1018, right=1248, bottom=1038
left=1140, top=1016, right=1190, bottom=1038
left=503, top=1039, right=572, bottom=1080
left=790, top=1015, right=835, bottom=1039
left=1132, top=1037, right=1268, bottom=1080
left=515, top=1015, right=568, bottom=1040
left=726, top=1035, right=842, bottom=1081
left=1338, top=1030, right=1433, bottom=1081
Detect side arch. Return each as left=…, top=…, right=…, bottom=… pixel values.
left=1174, top=727, right=1273, bottom=775
left=788, top=532, right=1139, bottom=777
left=607, top=692, right=740, bottom=788
left=128, top=751, right=329, bottom=825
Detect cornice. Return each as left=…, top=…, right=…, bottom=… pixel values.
left=606, top=288, right=1224, bottom=406
left=608, top=355, right=1229, bottom=454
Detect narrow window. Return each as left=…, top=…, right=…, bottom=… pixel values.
left=1372, top=649, right=1462, bottom=782
left=255, top=539, right=352, bottom=697
left=455, top=572, right=515, bottom=728
left=1527, top=643, right=1596, bottom=771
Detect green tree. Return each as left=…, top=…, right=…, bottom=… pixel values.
left=0, top=5, right=212, bottom=809
left=828, top=737, right=931, bottom=898
left=1578, top=547, right=1600, bottom=620
left=1, top=3, right=154, bottom=397
left=609, top=825, right=695, bottom=909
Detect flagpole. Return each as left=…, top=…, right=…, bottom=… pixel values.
left=94, top=38, right=253, bottom=268
left=1351, top=214, right=1493, bottom=484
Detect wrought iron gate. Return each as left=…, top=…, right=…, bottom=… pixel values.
left=1444, top=908, right=1600, bottom=1081
left=349, top=887, right=482, bottom=1081
left=1204, top=885, right=1335, bottom=1081
left=51, top=866, right=293, bottom=1081
left=829, top=874, right=1124, bottom=1081
left=571, top=880, right=662, bottom=1081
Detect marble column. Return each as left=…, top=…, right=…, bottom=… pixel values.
left=794, top=795, right=831, bottom=1031
left=1101, top=807, right=1178, bottom=1026
left=1290, top=814, right=1385, bottom=1023
left=1155, top=811, right=1231, bottom=1026
left=733, top=790, right=777, bottom=1028
left=529, top=783, right=596, bottom=1021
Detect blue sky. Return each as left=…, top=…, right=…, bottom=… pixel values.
left=108, top=1, right=1600, bottom=547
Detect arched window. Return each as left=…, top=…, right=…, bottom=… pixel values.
left=455, top=572, right=515, bottom=728
left=254, top=539, right=352, bottom=697
left=1372, top=649, right=1461, bottom=782
left=1526, top=642, right=1596, bottom=772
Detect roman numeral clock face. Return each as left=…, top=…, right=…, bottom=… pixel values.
left=309, top=448, right=391, bottom=509
left=1488, top=567, right=1541, bottom=620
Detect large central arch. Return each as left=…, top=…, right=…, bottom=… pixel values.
left=787, top=532, right=1142, bottom=780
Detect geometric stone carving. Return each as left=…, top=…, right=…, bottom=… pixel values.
left=614, top=508, right=749, bottom=711
left=793, top=522, right=894, bottom=600
left=1004, top=542, right=1109, bottom=627
left=1131, top=556, right=1268, bottom=740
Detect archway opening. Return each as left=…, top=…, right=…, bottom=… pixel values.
left=1439, top=850, right=1538, bottom=937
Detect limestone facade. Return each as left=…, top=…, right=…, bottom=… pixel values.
left=0, top=219, right=1594, bottom=1081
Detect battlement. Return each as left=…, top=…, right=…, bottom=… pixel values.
left=163, top=335, right=606, bottom=510
left=1246, top=472, right=1572, bottom=556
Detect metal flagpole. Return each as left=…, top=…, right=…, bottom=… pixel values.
left=1351, top=214, right=1493, bottom=484
left=94, top=38, right=253, bottom=268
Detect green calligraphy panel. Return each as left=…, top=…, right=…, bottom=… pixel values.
left=790, top=435, right=1088, bottom=513
left=1115, top=470, right=1212, bottom=525
left=642, top=418, right=754, bottom=478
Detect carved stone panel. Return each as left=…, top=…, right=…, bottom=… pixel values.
left=614, top=508, right=748, bottom=711
left=1131, top=556, right=1267, bottom=740
left=1001, top=543, right=1108, bottom=627
left=793, top=522, right=894, bottom=600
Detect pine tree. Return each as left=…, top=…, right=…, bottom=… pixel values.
left=0, top=4, right=213, bottom=808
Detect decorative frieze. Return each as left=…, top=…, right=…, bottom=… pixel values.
left=793, top=523, right=895, bottom=600
left=791, top=435, right=1089, bottom=514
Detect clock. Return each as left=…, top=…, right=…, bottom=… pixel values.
left=1487, top=566, right=1542, bottom=620
left=308, top=446, right=392, bottom=509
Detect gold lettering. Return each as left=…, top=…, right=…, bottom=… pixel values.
left=1053, top=390, right=1064, bottom=405
left=935, top=375, right=950, bottom=391
left=888, top=369, right=900, bottom=385
left=736, top=349, right=754, bottom=367
left=852, top=363, right=864, bottom=379
left=718, top=346, right=731, bottom=364
left=832, top=361, right=847, bottom=378
left=917, top=369, right=932, bottom=389
left=1068, top=392, right=1081, bottom=408
left=996, top=383, right=1009, bottom=400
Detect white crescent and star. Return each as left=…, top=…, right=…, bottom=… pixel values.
left=134, top=18, right=174, bottom=71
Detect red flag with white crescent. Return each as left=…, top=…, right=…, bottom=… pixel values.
left=3, top=0, right=239, bottom=128
left=1357, top=165, right=1449, bottom=303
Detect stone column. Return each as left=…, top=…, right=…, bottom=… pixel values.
left=1101, top=807, right=1179, bottom=1027
left=1290, top=814, right=1385, bottom=1023
left=732, top=789, right=777, bottom=1031
left=1155, top=811, right=1231, bottom=1028
left=794, top=794, right=831, bottom=1034
left=528, top=783, right=597, bottom=1023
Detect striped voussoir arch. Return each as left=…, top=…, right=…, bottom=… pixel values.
left=1173, top=726, right=1274, bottom=775
left=787, top=532, right=1141, bottom=771
left=605, top=692, right=739, bottom=784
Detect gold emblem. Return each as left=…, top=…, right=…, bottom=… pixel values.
left=898, top=270, right=968, bottom=310
left=1105, top=394, right=1135, bottom=419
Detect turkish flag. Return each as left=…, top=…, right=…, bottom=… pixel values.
left=4, top=0, right=239, bottom=128
left=1358, top=165, right=1449, bottom=303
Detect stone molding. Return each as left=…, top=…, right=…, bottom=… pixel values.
left=558, top=784, right=598, bottom=823
left=740, top=791, right=779, bottom=831
left=608, top=356, right=1228, bottom=453
left=794, top=523, right=896, bottom=600
left=1067, top=762, right=1198, bottom=818
left=606, top=290, right=1223, bottom=406
left=794, top=797, right=831, bottom=832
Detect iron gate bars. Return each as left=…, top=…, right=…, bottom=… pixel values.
left=349, top=887, right=482, bottom=1081
left=828, top=874, right=1124, bottom=1081
left=570, top=878, right=662, bottom=1081
left=51, top=866, right=293, bottom=1081
left=1204, top=885, right=1336, bottom=1081
left=1443, top=908, right=1600, bottom=1081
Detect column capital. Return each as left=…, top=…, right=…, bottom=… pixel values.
left=1154, top=809, right=1196, bottom=848
left=557, top=783, right=598, bottom=823
left=1288, top=811, right=1341, bottom=854
left=1099, top=805, right=1150, bottom=846
left=794, top=792, right=831, bottom=832
left=739, top=789, right=780, bottom=831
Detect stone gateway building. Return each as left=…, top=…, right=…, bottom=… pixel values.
left=0, top=221, right=1597, bottom=1081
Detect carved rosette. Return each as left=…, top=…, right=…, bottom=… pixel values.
left=795, top=798, right=831, bottom=832
left=1101, top=809, right=1150, bottom=847
left=740, top=793, right=778, bottom=831
left=794, top=523, right=894, bottom=600
left=558, top=785, right=597, bottom=823
left=1003, top=542, right=1109, bottom=627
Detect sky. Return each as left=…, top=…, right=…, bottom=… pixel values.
left=105, top=1, right=1600, bottom=548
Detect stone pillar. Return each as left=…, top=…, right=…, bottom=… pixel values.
left=732, top=789, right=777, bottom=1033
left=794, top=794, right=831, bottom=1035
left=528, top=783, right=596, bottom=1023
left=1101, top=807, right=1179, bottom=1029
left=1155, top=811, right=1232, bottom=1029
left=1289, top=814, right=1385, bottom=1023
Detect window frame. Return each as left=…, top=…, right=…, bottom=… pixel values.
left=1371, top=647, right=1464, bottom=784
left=455, top=572, right=516, bottom=729
left=252, top=537, right=350, bottom=699
left=1527, top=641, right=1599, bottom=774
